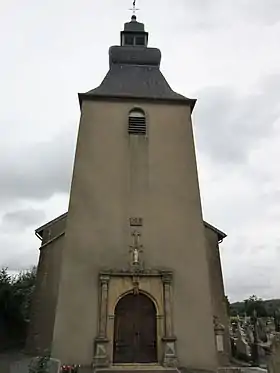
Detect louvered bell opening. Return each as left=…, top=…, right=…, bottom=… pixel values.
left=128, top=116, right=146, bottom=135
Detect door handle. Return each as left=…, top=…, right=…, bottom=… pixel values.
left=115, top=342, right=126, bottom=347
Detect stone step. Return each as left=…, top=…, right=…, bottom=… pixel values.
left=77, top=367, right=218, bottom=373
left=94, top=367, right=179, bottom=373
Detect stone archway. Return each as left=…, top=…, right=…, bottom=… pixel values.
left=113, top=292, right=157, bottom=364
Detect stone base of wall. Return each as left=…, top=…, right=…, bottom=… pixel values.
left=218, top=367, right=267, bottom=373
left=77, top=365, right=268, bottom=373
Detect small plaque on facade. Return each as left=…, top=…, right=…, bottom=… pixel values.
left=129, top=217, right=143, bottom=226
left=216, top=334, right=224, bottom=352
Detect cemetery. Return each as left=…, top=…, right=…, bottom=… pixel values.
left=1, top=267, right=280, bottom=373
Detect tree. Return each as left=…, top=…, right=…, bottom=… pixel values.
left=0, top=266, right=37, bottom=349
left=13, top=267, right=37, bottom=323
left=225, top=295, right=231, bottom=316
left=244, top=295, right=267, bottom=317
left=0, top=268, right=12, bottom=320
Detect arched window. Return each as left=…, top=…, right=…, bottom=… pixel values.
left=128, top=108, right=146, bottom=135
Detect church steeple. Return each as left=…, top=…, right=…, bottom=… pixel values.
left=79, top=10, right=196, bottom=112
left=121, top=15, right=148, bottom=47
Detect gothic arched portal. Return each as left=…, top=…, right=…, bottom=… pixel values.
left=113, top=292, right=157, bottom=364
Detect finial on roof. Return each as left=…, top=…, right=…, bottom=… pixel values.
left=121, top=0, right=147, bottom=47
left=129, top=0, right=139, bottom=18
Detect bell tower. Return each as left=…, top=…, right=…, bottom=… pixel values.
left=121, top=15, right=148, bottom=47
left=50, top=13, right=219, bottom=372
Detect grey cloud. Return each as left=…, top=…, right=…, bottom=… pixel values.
left=0, top=193, right=68, bottom=270
left=0, top=125, right=77, bottom=203
left=3, top=257, right=38, bottom=272
left=1, top=248, right=39, bottom=272
left=181, top=0, right=280, bottom=28
left=226, top=277, right=275, bottom=302
left=1, top=208, right=46, bottom=231
left=240, top=0, right=280, bottom=26
left=0, top=227, right=40, bottom=270
left=193, top=74, right=280, bottom=165
left=222, top=245, right=280, bottom=301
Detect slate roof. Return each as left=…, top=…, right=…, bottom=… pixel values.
left=79, top=45, right=196, bottom=109
left=124, top=16, right=145, bottom=32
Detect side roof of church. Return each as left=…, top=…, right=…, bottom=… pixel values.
left=35, top=212, right=227, bottom=243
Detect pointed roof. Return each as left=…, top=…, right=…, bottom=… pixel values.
left=79, top=16, right=196, bottom=110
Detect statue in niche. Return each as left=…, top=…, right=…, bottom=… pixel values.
left=129, top=230, right=143, bottom=266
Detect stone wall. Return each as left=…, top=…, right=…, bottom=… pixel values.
left=51, top=100, right=217, bottom=370
left=25, top=234, right=64, bottom=355
left=205, top=226, right=231, bottom=365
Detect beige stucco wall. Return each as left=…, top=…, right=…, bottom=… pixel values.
left=51, top=99, right=218, bottom=370
left=26, top=235, right=64, bottom=355
left=205, top=227, right=231, bottom=365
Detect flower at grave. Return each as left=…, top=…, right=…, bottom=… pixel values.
left=60, top=363, right=80, bottom=372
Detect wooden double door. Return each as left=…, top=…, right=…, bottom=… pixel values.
left=113, top=293, right=157, bottom=364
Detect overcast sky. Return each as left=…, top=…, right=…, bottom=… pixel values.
left=1, top=0, right=280, bottom=302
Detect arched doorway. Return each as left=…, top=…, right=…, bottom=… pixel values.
left=113, top=293, right=157, bottom=364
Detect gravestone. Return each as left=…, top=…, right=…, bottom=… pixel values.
left=245, top=325, right=254, bottom=345
left=9, top=356, right=31, bottom=373
left=236, top=322, right=251, bottom=361
left=257, top=319, right=268, bottom=343
left=10, top=356, right=61, bottom=373
left=267, top=334, right=280, bottom=373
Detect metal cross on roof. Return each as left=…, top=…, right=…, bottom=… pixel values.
left=129, top=0, right=139, bottom=15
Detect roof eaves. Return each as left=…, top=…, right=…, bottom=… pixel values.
left=203, top=221, right=227, bottom=241
left=78, top=93, right=197, bottom=112
left=35, top=211, right=226, bottom=244
left=35, top=212, right=67, bottom=238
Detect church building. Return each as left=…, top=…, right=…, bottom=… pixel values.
left=27, top=13, right=230, bottom=372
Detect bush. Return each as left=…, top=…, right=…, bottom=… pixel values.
left=0, top=266, right=37, bottom=350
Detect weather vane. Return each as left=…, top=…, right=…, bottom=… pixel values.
left=129, top=0, right=139, bottom=16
